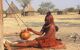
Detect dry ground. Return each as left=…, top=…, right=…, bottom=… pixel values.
left=3, top=14, right=80, bottom=50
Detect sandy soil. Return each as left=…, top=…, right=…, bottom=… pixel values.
left=3, top=14, right=80, bottom=50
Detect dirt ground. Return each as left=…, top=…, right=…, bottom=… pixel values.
left=3, top=14, right=80, bottom=50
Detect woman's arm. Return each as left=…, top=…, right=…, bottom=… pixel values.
left=27, top=28, right=43, bottom=35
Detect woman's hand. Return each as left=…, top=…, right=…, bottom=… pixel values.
left=27, top=28, right=33, bottom=32
left=27, top=28, right=42, bottom=35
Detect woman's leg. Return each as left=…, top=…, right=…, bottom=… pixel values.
left=4, top=40, right=38, bottom=50
left=13, top=40, right=38, bottom=47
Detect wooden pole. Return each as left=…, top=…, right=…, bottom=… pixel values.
left=0, top=0, right=4, bottom=50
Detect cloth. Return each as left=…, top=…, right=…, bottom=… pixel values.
left=35, top=37, right=65, bottom=49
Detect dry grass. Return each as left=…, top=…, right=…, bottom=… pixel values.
left=3, top=14, right=80, bottom=50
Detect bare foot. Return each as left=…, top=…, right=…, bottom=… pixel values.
left=4, top=41, right=12, bottom=50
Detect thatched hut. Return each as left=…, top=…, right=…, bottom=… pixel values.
left=22, top=3, right=36, bottom=16
left=6, top=2, right=20, bottom=17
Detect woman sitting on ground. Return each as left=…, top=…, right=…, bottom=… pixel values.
left=5, top=11, right=65, bottom=50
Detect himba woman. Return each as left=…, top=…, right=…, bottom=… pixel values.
left=5, top=11, right=65, bottom=50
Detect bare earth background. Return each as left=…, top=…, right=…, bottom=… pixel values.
left=3, top=14, right=80, bottom=50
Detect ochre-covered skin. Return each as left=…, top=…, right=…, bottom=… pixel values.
left=14, top=12, right=65, bottom=49
left=34, top=13, right=64, bottom=48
